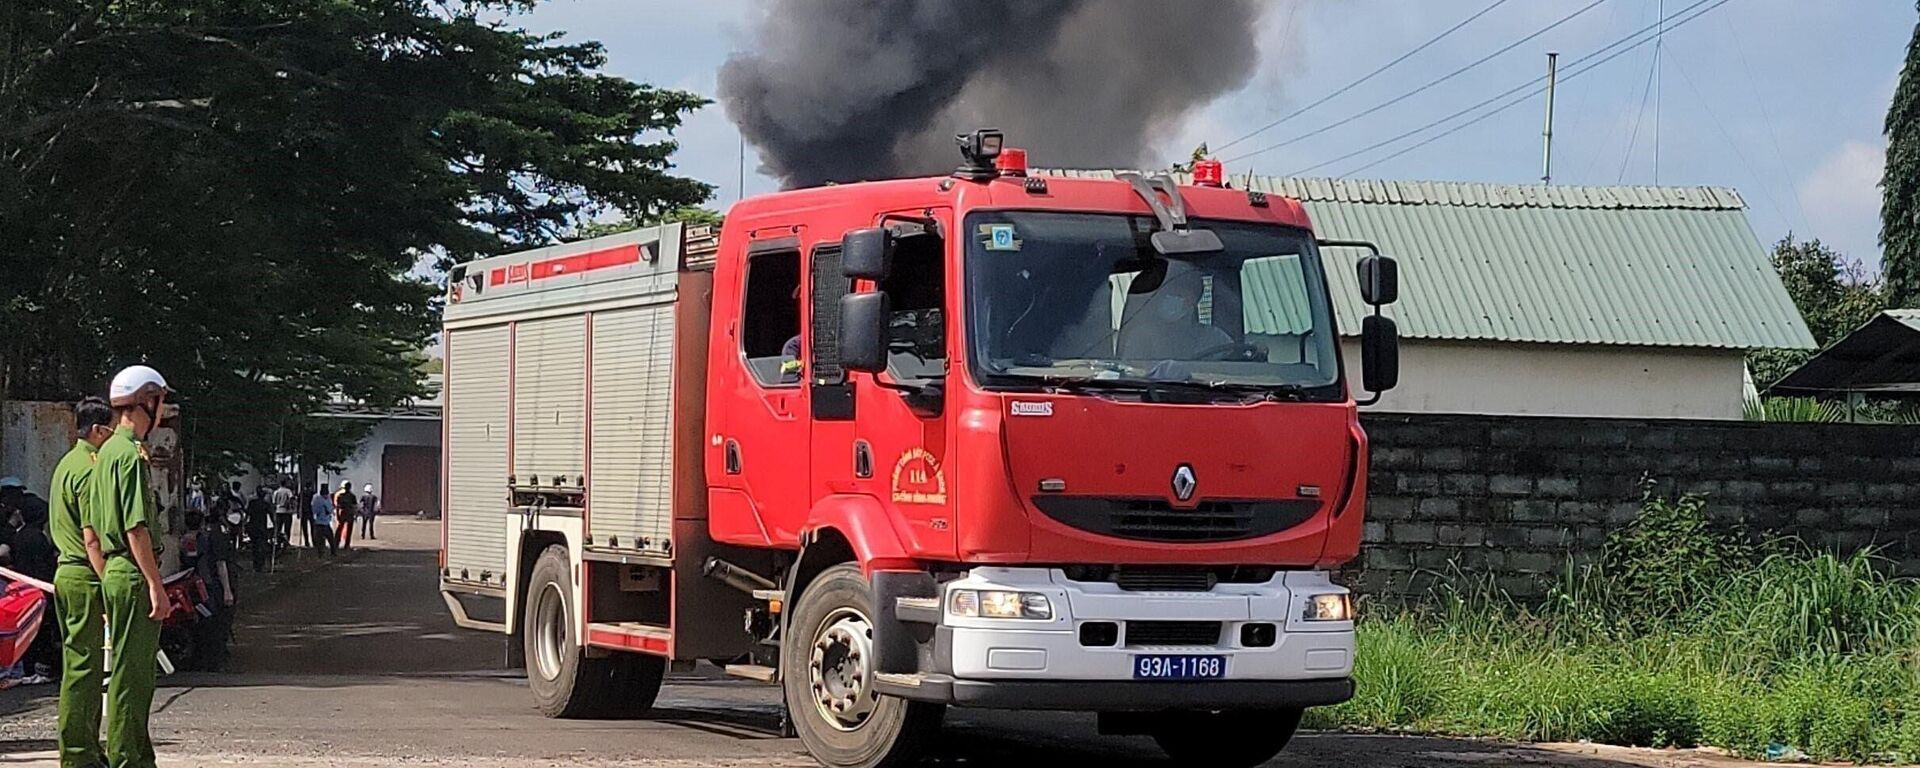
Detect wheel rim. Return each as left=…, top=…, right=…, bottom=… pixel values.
left=532, top=582, right=567, bottom=681
left=808, top=606, right=877, bottom=731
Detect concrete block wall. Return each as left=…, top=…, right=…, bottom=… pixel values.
left=1354, top=413, right=1920, bottom=601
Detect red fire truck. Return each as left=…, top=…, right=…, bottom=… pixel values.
left=439, top=130, right=1400, bottom=768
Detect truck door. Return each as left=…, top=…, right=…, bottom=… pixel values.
left=714, top=237, right=810, bottom=544
left=822, top=216, right=958, bottom=560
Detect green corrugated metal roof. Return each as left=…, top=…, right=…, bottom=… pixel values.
left=1042, top=172, right=1817, bottom=350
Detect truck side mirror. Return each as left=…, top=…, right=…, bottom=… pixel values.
left=843, top=227, right=894, bottom=281
left=839, top=291, right=890, bottom=373
left=1357, top=255, right=1398, bottom=305
left=1360, top=315, right=1400, bottom=398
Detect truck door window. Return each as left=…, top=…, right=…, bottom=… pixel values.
left=1240, top=253, right=1316, bottom=365
left=741, top=247, right=802, bottom=388
left=879, top=232, right=946, bottom=383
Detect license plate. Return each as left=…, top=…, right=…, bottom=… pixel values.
left=1132, top=654, right=1226, bottom=680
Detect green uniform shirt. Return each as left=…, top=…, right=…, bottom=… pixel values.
left=85, top=427, right=153, bottom=559
left=48, top=439, right=99, bottom=567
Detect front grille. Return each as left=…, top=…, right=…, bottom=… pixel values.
left=1127, top=621, right=1222, bottom=646
left=1032, top=496, right=1319, bottom=542
left=1115, top=567, right=1216, bottom=592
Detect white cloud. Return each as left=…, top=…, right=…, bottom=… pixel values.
left=1797, top=139, right=1886, bottom=266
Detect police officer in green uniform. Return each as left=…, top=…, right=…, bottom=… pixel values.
left=50, top=397, right=115, bottom=768
left=86, top=366, right=174, bottom=768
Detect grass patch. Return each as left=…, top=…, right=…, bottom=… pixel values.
left=1324, top=488, right=1920, bottom=763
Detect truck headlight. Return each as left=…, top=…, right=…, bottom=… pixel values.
left=949, top=589, right=1053, bottom=620
left=1303, top=593, right=1352, bottom=622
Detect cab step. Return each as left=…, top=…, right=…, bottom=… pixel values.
left=724, top=663, right=778, bottom=683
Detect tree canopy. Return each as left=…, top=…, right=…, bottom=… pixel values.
left=1747, top=236, right=1888, bottom=387
left=1883, top=3, right=1920, bottom=306
left=2, top=0, right=712, bottom=473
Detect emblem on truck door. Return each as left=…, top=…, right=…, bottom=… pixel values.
left=1172, top=464, right=1197, bottom=502
left=891, top=448, right=948, bottom=505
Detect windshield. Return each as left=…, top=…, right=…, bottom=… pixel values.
left=964, top=211, right=1342, bottom=400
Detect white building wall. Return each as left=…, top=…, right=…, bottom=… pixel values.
left=1342, top=339, right=1747, bottom=419
left=318, top=417, right=440, bottom=504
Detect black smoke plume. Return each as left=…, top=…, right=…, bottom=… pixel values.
left=720, top=1, right=1269, bottom=188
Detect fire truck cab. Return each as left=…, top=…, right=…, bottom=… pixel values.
left=441, top=130, right=1400, bottom=768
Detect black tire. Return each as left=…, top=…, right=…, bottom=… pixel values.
left=1152, top=708, right=1303, bottom=767
left=782, top=563, right=943, bottom=768
left=524, top=545, right=665, bottom=718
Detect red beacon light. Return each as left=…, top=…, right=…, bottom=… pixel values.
left=1192, top=158, right=1226, bottom=187
left=996, top=147, right=1029, bottom=177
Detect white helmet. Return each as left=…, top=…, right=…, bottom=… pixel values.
left=109, top=365, right=170, bottom=407
left=0, top=477, right=23, bottom=490
left=363, top=484, right=374, bottom=494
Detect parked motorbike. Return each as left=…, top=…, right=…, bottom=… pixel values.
left=158, top=569, right=216, bottom=671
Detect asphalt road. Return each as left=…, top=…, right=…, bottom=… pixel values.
left=0, top=520, right=1777, bottom=767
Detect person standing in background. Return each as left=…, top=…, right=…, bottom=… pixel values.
left=87, top=365, right=176, bottom=768
left=331, top=481, right=357, bottom=551
left=9, top=499, right=59, bottom=683
left=359, top=483, right=378, bottom=540
left=295, top=484, right=313, bottom=549
left=50, top=396, right=113, bottom=767
left=271, top=481, right=296, bottom=552
left=308, top=486, right=335, bottom=557
left=246, top=487, right=273, bottom=573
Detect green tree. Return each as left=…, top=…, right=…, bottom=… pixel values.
left=573, top=205, right=725, bottom=240
left=1883, top=4, right=1920, bottom=306
left=1, top=0, right=712, bottom=472
left=1746, top=236, right=1888, bottom=386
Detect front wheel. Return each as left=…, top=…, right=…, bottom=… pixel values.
left=782, top=563, right=943, bottom=768
left=524, top=545, right=665, bottom=718
left=1152, top=708, right=1303, bottom=767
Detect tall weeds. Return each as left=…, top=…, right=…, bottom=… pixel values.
left=1323, top=489, right=1920, bottom=762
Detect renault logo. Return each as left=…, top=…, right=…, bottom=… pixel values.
left=1171, top=464, right=1197, bottom=502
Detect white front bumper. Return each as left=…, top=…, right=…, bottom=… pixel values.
left=940, top=568, right=1354, bottom=682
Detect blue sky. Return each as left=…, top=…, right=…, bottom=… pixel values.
left=519, top=0, right=1913, bottom=268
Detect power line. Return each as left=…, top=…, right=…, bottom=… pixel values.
left=1576, top=58, right=1640, bottom=181
left=1616, top=44, right=1661, bottom=183
left=1227, top=0, right=1611, bottom=164
left=1216, top=0, right=1511, bottom=152
left=1653, top=0, right=1665, bottom=183
left=1285, top=0, right=1718, bottom=178
left=1666, top=52, right=1799, bottom=229
left=1720, top=10, right=1811, bottom=231
left=1319, top=0, right=1734, bottom=179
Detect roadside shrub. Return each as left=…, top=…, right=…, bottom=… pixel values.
left=1305, top=616, right=1448, bottom=730
left=1705, top=549, right=1920, bottom=662
left=1319, top=489, right=1920, bottom=763
left=1593, top=488, right=1752, bottom=633
left=1585, top=670, right=1701, bottom=748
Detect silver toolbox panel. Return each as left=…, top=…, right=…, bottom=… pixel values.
left=587, top=303, right=677, bottom=554
left=444, top=323, right=512, bottom=586
left=512, top=315, right=588, bottom=484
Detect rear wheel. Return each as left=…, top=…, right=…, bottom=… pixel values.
left=1151, top=708, right=1303, bottom=767
left=782, top=563, right=943, bottom=768
left=524, top=545, right=664, bottom=718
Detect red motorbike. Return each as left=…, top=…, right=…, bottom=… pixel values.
left=158, top=569, right=215, bottom=671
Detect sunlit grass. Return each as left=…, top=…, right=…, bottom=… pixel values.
left=1318, top=492, right=1920, bottom=763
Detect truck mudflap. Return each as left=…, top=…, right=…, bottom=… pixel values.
left=870, top=567, right=1356, bottom=711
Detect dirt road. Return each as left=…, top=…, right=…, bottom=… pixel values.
left=0, top=520, right=1773, bottom=767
